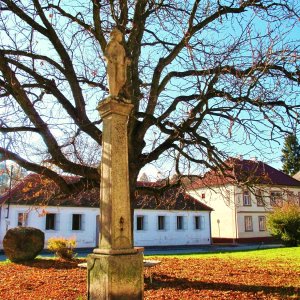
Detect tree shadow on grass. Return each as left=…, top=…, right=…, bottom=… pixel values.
left=145, top=273, right=299, bottom=297
left=13, top=258, right=85, bottom=270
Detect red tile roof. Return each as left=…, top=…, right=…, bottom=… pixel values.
left=135, top=185, right=212, bottom=211
left=0, top=174, right=100, bottom=207
left=0, top=173, right=212, bottom=211
left=189, top=158, right=300, bottom=189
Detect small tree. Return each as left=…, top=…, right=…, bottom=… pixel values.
left=281, top=134, right=300, bottom=176
left=267, top=204, right=300, bottom=247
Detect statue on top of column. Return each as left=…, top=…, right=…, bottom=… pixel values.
left=104, top=28, right=129, bottom=97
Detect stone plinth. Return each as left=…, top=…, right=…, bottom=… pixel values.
left=87, top=96, right=143, bottom=299
left=87, top=251, right=144, bottom=300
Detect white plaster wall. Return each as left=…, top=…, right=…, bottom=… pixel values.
left=133, top=209, right=211, bottom=246
left=237, top=212, right=271, bottom=239
left=0, top=205, right=211, bottom=249
left=189, top=186, right=237, bottom=239
left=190, top=184, right=300, bottom=240
left=235, top=185, right=300, bottom=210
left=235, top=185, right=300, bottom=239
left=0, top=205, right=99, bottom=249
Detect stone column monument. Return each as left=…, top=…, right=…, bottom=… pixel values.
left=87, top=29, right=144, bottom=299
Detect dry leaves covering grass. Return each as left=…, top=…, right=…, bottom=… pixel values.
left=144, top=256, right=299, bottom=299
left=0, top=251, right=299, bottom=299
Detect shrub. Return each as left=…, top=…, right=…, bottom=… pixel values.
left=267, top=204, right=300, bottom=247
left=47, top=237, right=77, bottom=260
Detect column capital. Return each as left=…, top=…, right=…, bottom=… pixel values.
left=97, top=96, right=133, bottom=118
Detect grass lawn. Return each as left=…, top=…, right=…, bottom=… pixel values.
left=0, top=247, right=299, bottom=299
left=148, top=247, right=300, bottom=270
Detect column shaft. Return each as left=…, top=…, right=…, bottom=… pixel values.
left=97, top=98, right=133, bottom=251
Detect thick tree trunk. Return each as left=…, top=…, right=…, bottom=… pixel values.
left=128, top=117, right=145, bottom=234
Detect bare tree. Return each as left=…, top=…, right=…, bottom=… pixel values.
left=0, top=0, right=299, bottom=201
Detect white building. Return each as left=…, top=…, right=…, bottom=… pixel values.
left=188, top=158, right=300, bottom=243
left=0, top=174, right=212, bottom=249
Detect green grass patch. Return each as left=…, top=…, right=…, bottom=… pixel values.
left=146, top=247, right=300, bottom=270
left=0, top=259, right=11, bottom=265
left=146, top=246, right=299, bottom=259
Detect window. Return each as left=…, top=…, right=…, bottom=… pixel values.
left=258, top=216, right=266, bottom=231
left=194, top=216, right=205, bottom=230
left=177, top=216, right=184, bottom=230
left=158, top=216, right=165, bottom=230
left=270, top=191, right=282, bottom=206
left=46, top=213, right=56, bottom=230
left=18, top=212, right=28, bottom=227
left=287, top=191, right=294, bottom=202
left=72, top=214, right=82, bottom=230
left=201, top=193, right=205, bottom=199
left=195, top=216, right=200, bottom=230
left=136, top=215, right=144, bottom=231
left=243, top=191, right=251, bottom=206
left=244, top=216, right=253, bottom=232
left=287, top=191, right=298, bottom=205
left=256, top=190, right=264, bottom=206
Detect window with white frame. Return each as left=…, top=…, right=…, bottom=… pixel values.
left=244, top=216, right=253, bottom=232
left=258, top=216, right=266, bottom=231
left=72, top=214, right=82, bottom=230
left=18, top=212, right=28, bottom=227
left=243, top=191, right=251, bottom=206
left=136, top=215, right=145, bottom=231
left=256, top=189, right=264, bottom=206
left=286, top=191, right=298, bottom=205
left=270, top=191, right=282, bottom=206
left=45, top=213, right=56, bottom=230
left=158, top=215, right=165, bottom=230
left=194, top=216, right=205, bottom=230
left=287, top=191, right=294, bottom=202
left=177, top=216, right=184, bottom=230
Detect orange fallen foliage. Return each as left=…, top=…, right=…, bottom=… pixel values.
left=0, top=257, right=299, bottom=299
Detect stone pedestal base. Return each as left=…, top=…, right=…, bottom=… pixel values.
left=87, top=251, right=144, bottom=300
